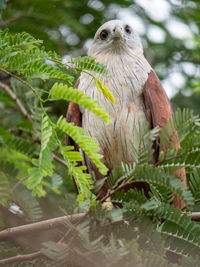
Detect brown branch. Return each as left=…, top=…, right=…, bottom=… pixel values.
left=0, top=68, right=38, bottom=97
left=72, top=247, right=101, bottom=267
left=52, top=153, right=68, bottom=168
left=0, top=213, right=87, bottom=265
left=0, top=242, right=99, bottom=267
left=0, top=213, right=85, bottom=241
left=100, top=179, right=133, bottom=203
left=0, top=81, right=32, bottom=122
left=0, top=79, right=68, bottom=170
left=11, top=175, right=30, bottom=192
left=155, top=148, right=200, bottom=167
left=0, top=209, right=200, bottom=265
left=0, top=251, right=42, bottom=266
left=0, top=13, right=23, bottom=27
left=6, top=0, right=17, bottom=3
left=186, top=212, right=200, bottom=221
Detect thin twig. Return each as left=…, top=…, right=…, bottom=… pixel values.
left=0, top=213, right=86, bottom=265
left=0, top=13, right=23, bottom=27
left=0, top=78, right=69, bottom=170
left=0, top=209, right=200, bottom=265
left=50, top=58, right=98, bottom=79
left=0, top=81, right=32, bottom=122
left=155, top=147, right=200, bottom=166
left=11, top=175, right=30, bottom=192
left=58, top=212, right=88, bottom=244
left=100, top=179, right=133, bottom=203
left=0, top=68, right=38, bottom=96
left=0, top=213, right=85, bottom=241
left=52, top=153, right=68, bottom=168
left=0, top=251, right=43, bottom=266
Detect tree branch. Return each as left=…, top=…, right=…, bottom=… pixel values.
left=52, top=153, right=68, bottom=168
left=155, top=147, right=200, bottom=167
left=11, top=175, right=30, bottom=192
left=0, top=13, right=23, bottom=27
left=100, top=179, right=133, bottom=203
left=0, top=210, right=200, bottom=265
left=0, top=251, right=42, bottom=266
left=0, top=81, right=32, bottom=122
left=0, top=213, right=87, bottom=265
left=0, top=80, right=69, bottom=171
left=0, top=213, right=85, bottom=241
left=0, top=68, right=38, bottom=98
left=186, top=212, right=200, bottom=221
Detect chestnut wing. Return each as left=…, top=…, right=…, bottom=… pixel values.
left=143, top=70, right=186, bottom=209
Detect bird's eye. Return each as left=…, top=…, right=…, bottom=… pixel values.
left=125, top=25, right=131, bottom=34
left=100, top=30, right=108, bottom=40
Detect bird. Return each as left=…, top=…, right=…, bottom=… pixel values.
left=66, top=20, right=186, bottom=208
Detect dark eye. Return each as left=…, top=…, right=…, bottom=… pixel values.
left=125, top=25, right=131, bottom=34
left=100, top=30, right=108, bottom=40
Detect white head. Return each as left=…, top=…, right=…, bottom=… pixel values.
left=89, top=20, right=143, bottom=57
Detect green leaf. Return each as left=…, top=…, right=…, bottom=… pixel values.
left=41, top=114, right=53, bottom=153
left=60, top=145, right=95, bottom=202
left=27, top=115, right=54, bottom=196
left=49, top=82, right=111, bottom=124
left=71, top=56, right=109, bottom=77
left=120, top=164, right=193, bottom=207
left=94, top=77, right=115, bottom=104
left=0, top=172, right=10, bottom=206
left=57, top=116, right=108, bottom=176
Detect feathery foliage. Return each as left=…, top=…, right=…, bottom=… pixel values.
left=0, top=172, right=10, bottom=207
left=0, top=27, right=200, bottom=267
left=71, top=56, right=109, bottom=77
left=57, top=116, right=108, bottom=176
left=0, top=29, right=111, bottom=200
left=49, top=82, right=111, bottom=123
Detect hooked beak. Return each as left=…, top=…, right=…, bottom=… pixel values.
left=113, top=27, right=123, bottom=41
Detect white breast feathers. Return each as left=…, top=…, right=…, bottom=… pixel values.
left=78, top=52, right=152, bottom=169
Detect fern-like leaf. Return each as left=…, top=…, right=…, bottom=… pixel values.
left=49, top=82, right=111, bottom=124
left=13, top=188, right=43, bottom=222
left=130, top=121, right=159, bottom=164
left=27, top=115, right=54, bottom=196
left=188, top=168, right=200, bottom=200
left=57, top=116, right=108, bottom=176
left=71, top=56, right=109, bottom=77
left=154, top=204, right=200, bottom=256
left=0, top=29, right=42, bottom=48
left=120, top=164, right=193, bottom=206
left=159, top=108, right=200, bottom=151
left=0, top=29, right=73, bottom=84
left=158, top=146, right=200, bottom=170
left=40, top=114, right=52, bottom=152
left=0, top=172, right=10, bottom=206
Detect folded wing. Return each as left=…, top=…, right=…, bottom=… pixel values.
left=143, top=70, right=186, bottom=209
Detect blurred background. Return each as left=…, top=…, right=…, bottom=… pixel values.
left=0, top=1, right=200, bottom=250
left=0, top=0, right=200, bottom=112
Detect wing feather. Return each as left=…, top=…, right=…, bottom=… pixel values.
left=143, top=70, right=186, bottom=209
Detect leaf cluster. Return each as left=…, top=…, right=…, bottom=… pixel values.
left=0, top=29, right=200, bottom=267
left=0, top=29, right=111, bottom=201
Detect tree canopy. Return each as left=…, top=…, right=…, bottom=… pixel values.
left=0, top=1, right=200, bottom=266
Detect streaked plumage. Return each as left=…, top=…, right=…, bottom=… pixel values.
left=66, top=20, right=186, bottom=208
